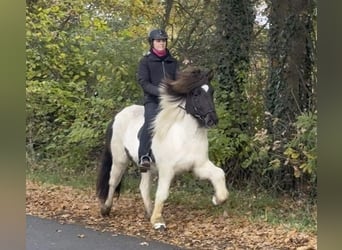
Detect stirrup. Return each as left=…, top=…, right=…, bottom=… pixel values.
left=139, top=155, right=152, bottom=172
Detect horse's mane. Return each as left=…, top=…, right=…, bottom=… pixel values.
left=153, top=67, right=209, bottom=139
left=160, top=66, right=209, bottom=101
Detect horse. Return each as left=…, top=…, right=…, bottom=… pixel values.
left=96, top=67, right=229, bottom=230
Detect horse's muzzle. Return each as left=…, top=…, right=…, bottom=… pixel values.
left=204, top=112, right=218, bottom=128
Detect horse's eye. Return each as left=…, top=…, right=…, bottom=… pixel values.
left=193, top=89, right=201, bottom=96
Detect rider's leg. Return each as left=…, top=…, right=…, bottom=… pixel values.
left=138, top=101, right=159, bottom=172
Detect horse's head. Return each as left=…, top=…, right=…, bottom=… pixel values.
left=161, top=67, right=218, bottom=128
left=184, top=69, right=218, bottom=128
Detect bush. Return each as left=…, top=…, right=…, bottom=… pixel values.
left=284, top=112, right=317, bottom=184
left=26, top=1, right=144, bottom=173
left=26, top=80, right=114, bottom=170
left=208, top=107, right=317, bottom=196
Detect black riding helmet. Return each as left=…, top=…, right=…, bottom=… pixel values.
left=148, top=29, right=168, bottom=47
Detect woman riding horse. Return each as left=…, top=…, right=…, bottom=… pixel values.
left=96, top=67, right=229, bottom=230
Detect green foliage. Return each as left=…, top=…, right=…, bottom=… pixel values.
left=208, top=89, right=317, bottom=196
left=214, top=0, right=257, bottom=171
left=210, top=0, right=317, bottom=196
left=26, top=0, right=151, bottom=172
left=26, top=80, right=114, bottom=170
left=26, top=0, right=317, bottom=198
left=235, top=112, right=317, bottom=195
left=284, top=112, right=317, bottom=180
left=208, top=103, right=235, bottom=166
left=26, top=0, right=144, bottom=98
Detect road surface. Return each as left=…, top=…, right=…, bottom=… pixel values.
left=26, top=215, right=184, bottom=250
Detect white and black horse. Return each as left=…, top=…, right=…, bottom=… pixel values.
left=96, top=67, right=229, bottom=230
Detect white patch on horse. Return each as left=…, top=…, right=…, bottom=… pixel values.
left=201, top=84, right=209, bottom=92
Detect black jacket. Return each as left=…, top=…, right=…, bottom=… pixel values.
left=137, top=49, right=178, bottom=104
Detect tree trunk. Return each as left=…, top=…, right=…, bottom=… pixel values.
left=266, top=0, right=316, bottom=127
left=265, top=0, right=317, bottom=191
left=216, top=0, right=255, bottom=132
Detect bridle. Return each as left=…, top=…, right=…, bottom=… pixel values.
left=192, top=92, right=216, bottom=121
left=178, top=90, right=216, bottom=123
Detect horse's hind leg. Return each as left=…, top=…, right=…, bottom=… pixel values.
left=101, top=149, right=128, bottom=216
left=139, top=171, right=153, bottom=218
left=193, top=160, right=229, bottom=205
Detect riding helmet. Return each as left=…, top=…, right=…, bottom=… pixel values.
left=148, top=29, right=168, bottom=46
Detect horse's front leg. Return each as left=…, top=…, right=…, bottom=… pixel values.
left=150, top=169, right=174, bottom=230
left=193, top=160, right=229, bottom=205
left=139, top=171, right=153, bottom=218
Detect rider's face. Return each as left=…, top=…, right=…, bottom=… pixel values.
left=153, top=39, right=167, bottom=51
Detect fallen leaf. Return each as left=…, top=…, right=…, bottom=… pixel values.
left=139, top=241, right=149, bottom=246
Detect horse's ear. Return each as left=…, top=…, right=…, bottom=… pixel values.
left=206, top=69, right=214, bottom=81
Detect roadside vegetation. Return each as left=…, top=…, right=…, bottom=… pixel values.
left=26, top=0, right=317, bottom=243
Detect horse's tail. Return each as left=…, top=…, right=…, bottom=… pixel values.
left=96, top=119, right=121, bottom=202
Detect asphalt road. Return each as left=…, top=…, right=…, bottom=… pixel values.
left=26, top=215, right=184, bottom=250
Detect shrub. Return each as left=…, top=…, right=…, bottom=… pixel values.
left=208, top=108, right=317, bottom=196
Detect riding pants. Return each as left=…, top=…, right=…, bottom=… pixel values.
left=138, top=101, right=159, bottom=161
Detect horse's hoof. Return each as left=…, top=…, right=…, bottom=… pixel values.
left=212, top=196, right=219, bottom=205
left=212, top=194, right=228, bottom=206
left=153, top=223, right=166, bottom=231
left=100, top=206, right=111, bottom=217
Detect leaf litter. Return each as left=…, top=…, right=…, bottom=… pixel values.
left=26, top=180, right=316, bottom=249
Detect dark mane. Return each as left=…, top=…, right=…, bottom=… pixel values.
left=160, top=67, right=210, bottom=99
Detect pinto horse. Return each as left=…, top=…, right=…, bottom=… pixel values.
left=96, top=67, right=229, bottom=230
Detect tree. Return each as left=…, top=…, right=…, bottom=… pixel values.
left=156, top=0, right=220, bottom=67
left=216, top=0, right=255, bottom=129
left=215, top=0, right=256, bottom=175
left=263, top=0, right=317, bottom=193
left=266, top=0, right=317, bottom=129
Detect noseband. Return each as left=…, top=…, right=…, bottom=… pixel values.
left=193, top=108, right=216, bottom=122
left=178, top=91, right=215, bottom=123
left=192, top=102, right=215, bottom=124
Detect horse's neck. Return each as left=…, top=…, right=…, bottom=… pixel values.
left=153, top=99, right=205, bottom=141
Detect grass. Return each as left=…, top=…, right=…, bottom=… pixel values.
left=26, top=166, right=317, bottom=233
left=228, top=189, right=317, bottom=232
left=26, top=163, right=97, bottom=190
left=167, top=174, right=317, bottom=233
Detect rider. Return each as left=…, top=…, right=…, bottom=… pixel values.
left=137, top=29, right=179, bottom=172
